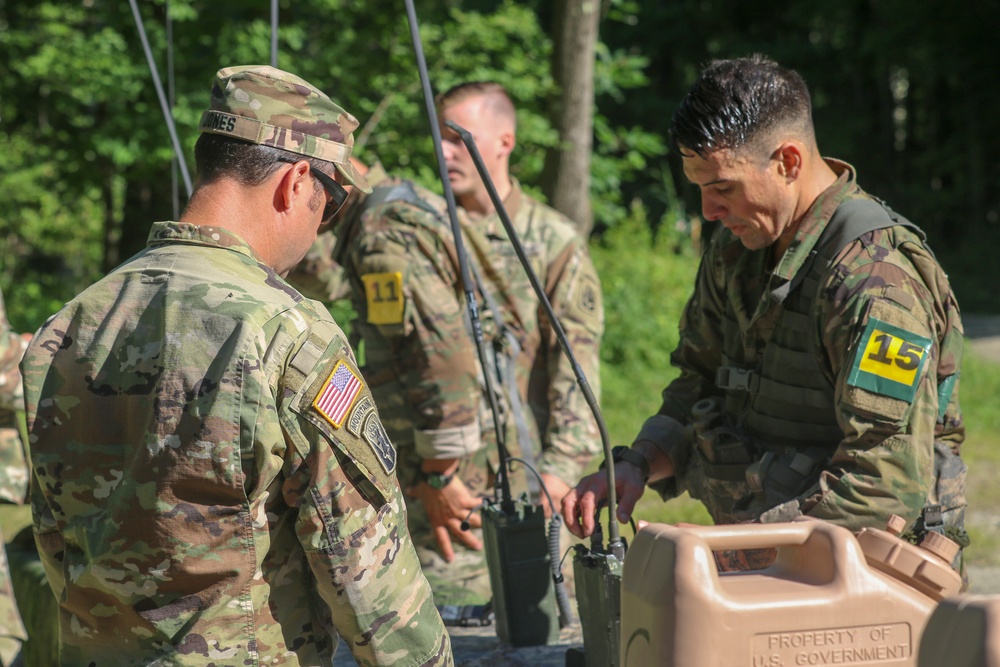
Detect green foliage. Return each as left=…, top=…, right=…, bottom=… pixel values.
left=0, top=0, right=667, bottom=335
left=592, top=200, right=698, bottom=448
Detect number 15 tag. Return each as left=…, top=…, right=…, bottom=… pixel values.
left=847, top=316, right=931, bottom=402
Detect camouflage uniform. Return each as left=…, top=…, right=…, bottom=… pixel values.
left=638, top=160, right=965, bottom=542
left=0, top=290, right=28, bottom=666
left=21, top=66, right=451, bottom=666
left=327, top=174, right=603, bottom=605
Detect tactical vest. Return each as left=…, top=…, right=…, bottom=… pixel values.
left=715, top=198, right=924, bottom=503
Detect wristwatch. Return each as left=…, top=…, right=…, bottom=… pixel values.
left=421, top=470, right=456, bottom=490
left=606, top=445, right=650, bottom=482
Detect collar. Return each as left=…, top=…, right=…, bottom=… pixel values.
left=469, top=178, right=524, bottom=235
left=770, top=158, right=858, bottom=287
left=146, top=221, right=264, bottom=263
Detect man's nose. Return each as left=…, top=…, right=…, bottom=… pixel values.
left=701, top=191, right=726, bottom=222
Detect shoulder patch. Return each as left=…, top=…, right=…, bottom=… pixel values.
left=293, top=349, right=397, bottom=505
left=565, top=259, right=603, bottom=331
left=313, top=360, right=363, bottom=428
left=345, top=394, right=396, bottom=474
left=847, top=315, right=932, bottom=403
left=362, top=272, right=404, bottom=324
left=577, top=273, right=600, bottom=315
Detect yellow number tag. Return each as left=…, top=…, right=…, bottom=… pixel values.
left=858, top=328, right=924, bottom=386
left=848, top=317, right=931, bottom=402
left=362, top=272, right=404, bottom=324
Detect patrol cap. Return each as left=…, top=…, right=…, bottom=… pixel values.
left=198, top=65, right=371, bottom=193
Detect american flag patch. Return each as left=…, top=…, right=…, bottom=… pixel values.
left=312, top=361, right=363, bottom=428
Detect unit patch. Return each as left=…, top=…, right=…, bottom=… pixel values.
left=363, top=412, right=396, bottom=474
left=362, top=272, right=404, bottom=324
left=578, top=276, right=599, bottom=314
left=347, top=394, right=376, bottom=437
left=312, top=360, right=362, bottom=428
left=847, top=316, right=931, bottom=403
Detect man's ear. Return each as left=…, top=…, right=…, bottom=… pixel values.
left=274, top=160, right=311, bottom=214
left=498, top=129, right=515, bottom=160
left=773, top=142, right=803, bottom=182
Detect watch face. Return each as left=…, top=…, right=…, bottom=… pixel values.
left=426, top=473, right=452, bottom=489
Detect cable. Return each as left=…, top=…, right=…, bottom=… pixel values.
left=507, top=456, right=556, bottom=517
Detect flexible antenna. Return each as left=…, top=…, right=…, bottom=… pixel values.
left=166, top=1, right=180, bottom=219
left=445, top=120, right=624, bottom=558
left=402, top=0, right=514, bottom=512
left=128, top=0, right=193, bottom=199
left=270, top=0, right=279, bottom=68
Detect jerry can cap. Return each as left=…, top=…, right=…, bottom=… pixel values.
left=856, top=517, right=962, bottom=600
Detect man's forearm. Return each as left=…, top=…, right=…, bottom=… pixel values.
left=631, top=439, right=676, bottom=483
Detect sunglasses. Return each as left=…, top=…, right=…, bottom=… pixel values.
left=277, top=157, right=349, bottom=222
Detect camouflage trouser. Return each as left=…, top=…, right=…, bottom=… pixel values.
left=0, top=523, right=25, bottom=667
left=7, top=526, right=58, bottom=666
left=407, top=446, right=496, bottom=607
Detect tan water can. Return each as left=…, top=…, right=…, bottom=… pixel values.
left=620, top=518, right=961, bottom=667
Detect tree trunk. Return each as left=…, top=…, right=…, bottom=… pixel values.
left=541, top=0, right=600, bottom=239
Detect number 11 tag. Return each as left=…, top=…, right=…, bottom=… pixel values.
left=847, top=316, right=931, bottom=402
left=362, top=272, right=404, bottom=325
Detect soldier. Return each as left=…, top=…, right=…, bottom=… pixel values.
left=0, top=289, right=28, bottom=666
left=20, top=66, right=452, bottom=665
left=310, top=81, right=604, bottom=608
left=563, top=55, right=968, bottom=574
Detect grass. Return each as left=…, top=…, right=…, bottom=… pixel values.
left=952, top=343, right=1000, bottom=567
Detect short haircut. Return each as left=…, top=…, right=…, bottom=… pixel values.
left=669, top=54, right=815, bottom=160
left=436, top=81, right=517, bottom=129
left=193, top=133, right=332, bottom=187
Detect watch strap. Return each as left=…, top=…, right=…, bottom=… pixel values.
left=609, top=445, right=650, bottom=482
left=421, top=470, right=455, bottom=489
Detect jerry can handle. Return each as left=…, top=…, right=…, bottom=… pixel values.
left=681, top=520, right=816, bottom=551
left=653, top=518, right=868, bottom=585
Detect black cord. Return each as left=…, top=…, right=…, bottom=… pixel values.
left=507, top=456, right=557, bottom=516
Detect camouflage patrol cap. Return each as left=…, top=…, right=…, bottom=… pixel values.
left=198, top=65, right=371, bottom=193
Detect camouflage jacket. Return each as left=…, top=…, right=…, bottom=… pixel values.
left=638, top=160, right=964, bottom=531
left=336, top=178, right=604, bottom=487
left=21, top=222, right=452, bottom=667
left=0, top=289, right=29, bottom=505
left=0, top=288, right=29, bottom=659
left=0, top=289, right=27, bottom=415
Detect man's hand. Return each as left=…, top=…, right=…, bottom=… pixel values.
left=411, top=476, right=484, bottom=562
left=561, top=461, right=647, bottom=539
left=539, top=473, right=571, bottom=518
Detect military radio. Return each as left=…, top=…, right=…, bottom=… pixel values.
left=443, top=112, right=631, bottom=656
left=404, top=0, right=575, bottom=646
left=565, top=507, right=626, bottom=667
left=441, top=117, right=582, bottom=646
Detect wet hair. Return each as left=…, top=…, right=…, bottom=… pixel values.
left=669, top=54, right=815, bottom=160
left=193, top=133, right=332, bottom=187
left=435, top=81, right=517, bottom=129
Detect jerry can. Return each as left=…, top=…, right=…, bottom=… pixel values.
left=918, top=595, right=1000, bottom=666
left=620, top=517, right=961, bottom=666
